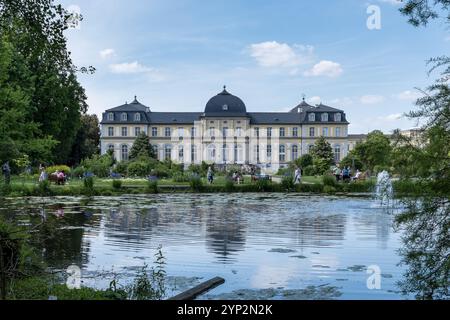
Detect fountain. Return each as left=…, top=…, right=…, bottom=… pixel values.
left=375, top=170, right=394, bottom=207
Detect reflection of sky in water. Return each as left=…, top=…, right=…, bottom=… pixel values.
left=1, top=194, right=409, bottom=300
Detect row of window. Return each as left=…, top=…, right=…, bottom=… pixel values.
left=108, top=113, right=142, bottom=122
left=108, top=126, right=345, bottom=138
left=109, top=144, right=342, bottom=163
left=308, top=113, right=342, bottom=122
left=107, top=112, right=343, bottom=123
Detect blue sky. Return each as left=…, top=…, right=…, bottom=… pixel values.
left=61, top=0, right=450, bottom=133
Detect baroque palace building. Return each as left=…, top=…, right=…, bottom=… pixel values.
left=100, top=87, right=353, bottom=173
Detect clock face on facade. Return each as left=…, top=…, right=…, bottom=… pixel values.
left=222, top=104, right=228, bottom=111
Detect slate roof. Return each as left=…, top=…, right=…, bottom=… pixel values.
left=101, top=94, right=350, bottom=125
left=249, top=113, right=302, bottom=124
left=204, top=87, right=247, bottom=116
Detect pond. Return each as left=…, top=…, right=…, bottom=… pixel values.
left=0, top=193, right=410, bottom=300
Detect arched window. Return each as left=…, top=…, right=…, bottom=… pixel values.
left=121, top=113, right=128, bottom=121
left=234, top=144, right=243, bottom=163
left=153, top=145, right=159, bottom=160
left=178, top=145, right=184, bottom=162
left=191, top=145, right=197, bottom=163
left=108, top=144, right=114, bottom=152
left=321, top=113, right=329, bottom=122
left=308, top=144, right=314, bottom=154
left=164, top=145, right=172, bottom=161
left=121, top=145, right=128, bottom=161
left=108, top=113, right=114, bottom=121
left=292, top=145, right=298, bottom=160
left=334, top=145, right=341, bottom=163
left=279, top=145, right=286, bottom=162
left=308, top=113, right=316, bottom=122
left=207, top=144, right=216, bottom=161
left=134, top=113, right=141, bottom=121
left=222, top=144, right=227, bottom=162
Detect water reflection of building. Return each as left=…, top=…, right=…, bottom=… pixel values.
left=203, top=207, right=247, bottom=263
left=293, top=214, right=346, bottom=248
left=35, top=204, right=100, bottom=268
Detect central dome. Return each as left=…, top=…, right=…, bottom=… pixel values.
left=204, top=86, right=247, bottom=115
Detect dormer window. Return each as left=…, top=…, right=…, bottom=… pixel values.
left=121, top=113, right=128, bottom=121
left=321, top=113, right=329, bottom=122
left=222, top=104, right=228, bottom=111
left=108, top=113, right=114, bottom=121
left=134, top=113, right=141, bottom=121
left=334, top=113, right=342, bottom=122
left=308, top=113, right=316, bottom=122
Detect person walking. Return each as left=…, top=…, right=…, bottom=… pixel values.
left=207, top=166, right=214, bottom=184
left=294, top=167, right=302, bottom=185
left=2, top=161, right=11, bottom=185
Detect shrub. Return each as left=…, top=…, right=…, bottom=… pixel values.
left=224, top=178, right=235, bottom=192
left=35, top=180, right=52, bottom=196
left=297, top=183, right=324, bottom=193
left=189, top=176, right=204, bottom=192
left=71, top=166, right=85, bottom=179
left=127, top=161, right=152, bottom=177
left=152, top=165, right=170, bottom=179
left=172, top=173, right=190, bottom=183
left=146, top=180, right=158, bottom=194
left=83, top=176, right=95, bottom=195
left=323, top=185, right=337, bottom=194
left=322, top=175, right=337, bottom=187
left=115, top=162, right=129, bottom=176
left=303, top=165, right=316, bottom=176
left=81, top=154, right=114, bottom=178
left=298, top=154, right=313, bottom=168
left=256, top=179, right=272, bottom=192
left=45, top=165, right=71, bottom=175
left=112, top=179, right=122, bottom=190
left=281, top=175, right=295, bottom=191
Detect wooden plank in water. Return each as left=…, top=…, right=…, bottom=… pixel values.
left=168, top=277, right=225, bottom=300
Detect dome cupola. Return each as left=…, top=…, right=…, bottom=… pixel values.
left=204, top=86, right=247, bottom=116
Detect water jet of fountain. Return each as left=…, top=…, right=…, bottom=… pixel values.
left=375, top=170, right=394, bottom=207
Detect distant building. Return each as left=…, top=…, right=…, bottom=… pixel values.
left=100, top=87, right=353, bottom=173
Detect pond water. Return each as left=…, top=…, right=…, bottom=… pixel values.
left=0, top=194, right=410, bottom=300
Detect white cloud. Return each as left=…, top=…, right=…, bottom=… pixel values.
left=378, top=113, right=403, bottom=122
left=249, top=41, right=314, bottom=68
left=304, top=60, right=343, bottom=78
left=100, top=48, right=116, bottom=59
left=360, top=94, right=385, bottom=104
left=378, top=0, right=402, bottom=5
left=330, top=97, right=354, bottom=106
left=308, top=96, right=322, bottom=105
left=395, top=90, right=422, bottom=101
left=109, top=61, right=154, bottom=74
left=109, top=61, right=167, bottom=82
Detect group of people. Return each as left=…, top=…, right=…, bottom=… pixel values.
left=332, top=165, right=363, bottom=183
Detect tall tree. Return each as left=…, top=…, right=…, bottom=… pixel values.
left=352, top=130, right=392, bottom=172
left=129, top=132, right=156, bottom=160
left=68, top=114, right=100, bottom=166
left=310, top=136, right=334, bottom=174
left=391, top=0, right=450, bottom=300
left=0, top=35, right=57, bottom=166
left=0, top=0, right=93, bottom=164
